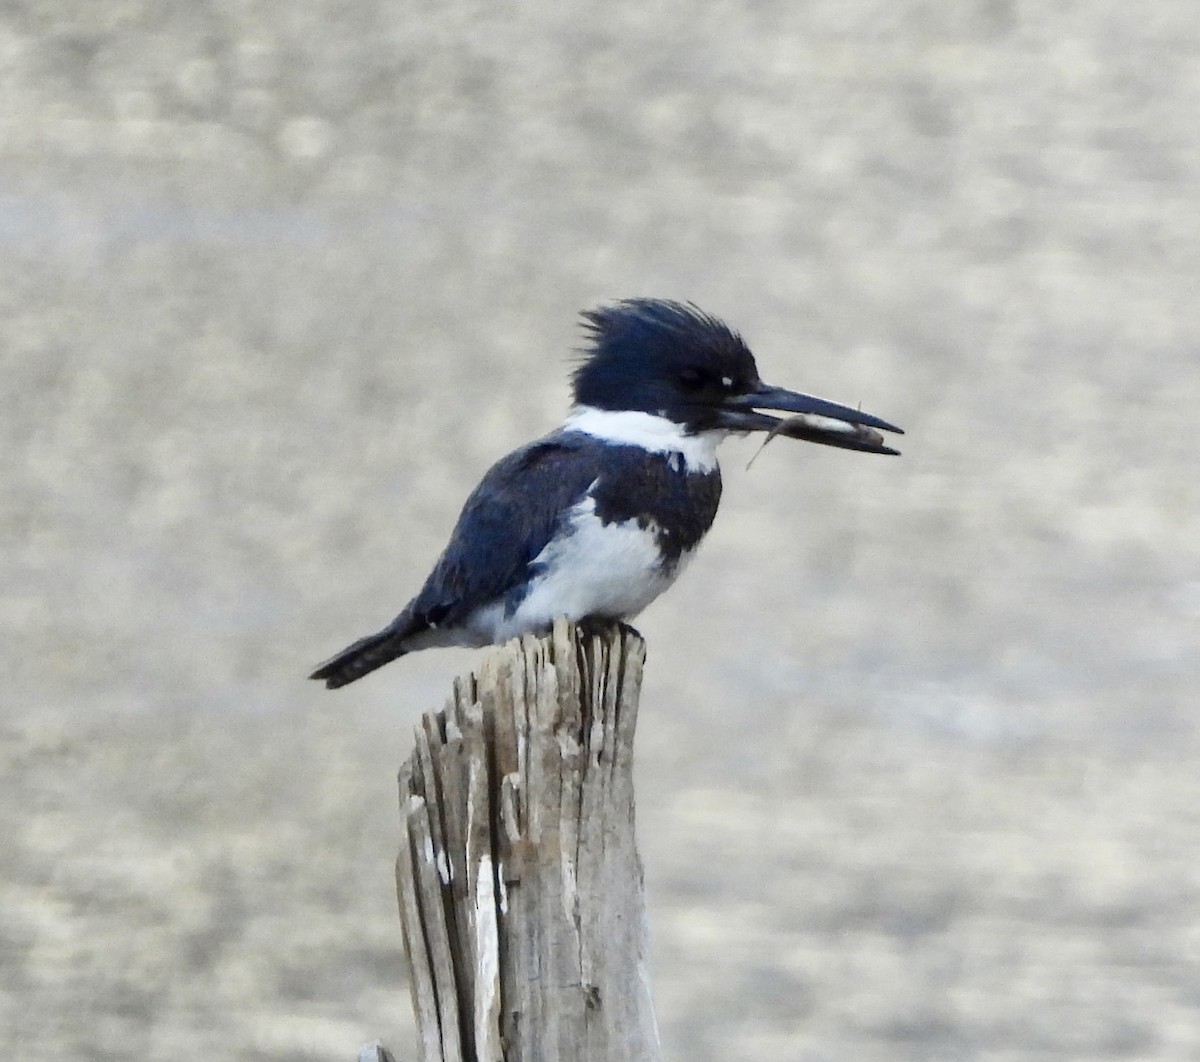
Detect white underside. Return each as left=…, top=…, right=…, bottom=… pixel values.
left=562, top=406, right=724, bottom=473
left=464, top=495, right=694, bottom=644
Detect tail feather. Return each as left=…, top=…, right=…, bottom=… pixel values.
left=309, top=621, right=413, bottom=689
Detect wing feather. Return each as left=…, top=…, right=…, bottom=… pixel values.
left=407, top=433, right=600, bottom=627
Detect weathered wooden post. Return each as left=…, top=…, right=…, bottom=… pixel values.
left=391, top=617, right=660, bottom=1062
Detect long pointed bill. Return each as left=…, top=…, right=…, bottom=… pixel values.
left=718, top=383, right=904, bottom=455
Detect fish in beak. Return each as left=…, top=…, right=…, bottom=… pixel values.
left=718, top=382, right=903, bottom=455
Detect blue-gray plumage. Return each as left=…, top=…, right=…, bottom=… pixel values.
left=311, top=299, right=901, bottom=689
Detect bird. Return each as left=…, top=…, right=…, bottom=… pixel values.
left=310, top=298, right=902, bottom=689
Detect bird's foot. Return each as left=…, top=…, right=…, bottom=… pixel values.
left=574, top=616, right=641, bottom=643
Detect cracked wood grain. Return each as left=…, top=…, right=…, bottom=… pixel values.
left=394, top=618, right=660, bottom=1062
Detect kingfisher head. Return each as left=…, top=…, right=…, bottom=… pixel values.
left=571, top=299, right=902, bottom=454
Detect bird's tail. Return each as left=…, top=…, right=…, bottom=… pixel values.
left=309, top=618, right=414, bottom=689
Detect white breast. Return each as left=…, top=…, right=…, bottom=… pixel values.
left=468, top=495, right=694, bottom=644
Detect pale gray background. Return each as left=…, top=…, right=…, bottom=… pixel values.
left=4, top=3, right=1200, bottom=1060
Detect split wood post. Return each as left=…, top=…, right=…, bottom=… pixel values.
left=394, top=617, right=661, bottom=1062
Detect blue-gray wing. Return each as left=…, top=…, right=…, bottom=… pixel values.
left=309, top=433, right=600, bottom=687
left=407, top=432, right=601, bottom=629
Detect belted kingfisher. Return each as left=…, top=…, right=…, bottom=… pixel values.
left=311, top=299, right=901, bottom=689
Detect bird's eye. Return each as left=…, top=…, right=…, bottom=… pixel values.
left=678, top=367, right=706, bottom=391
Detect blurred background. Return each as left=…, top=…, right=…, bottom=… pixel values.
left=4, top=3, right=1200, bottom=1060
